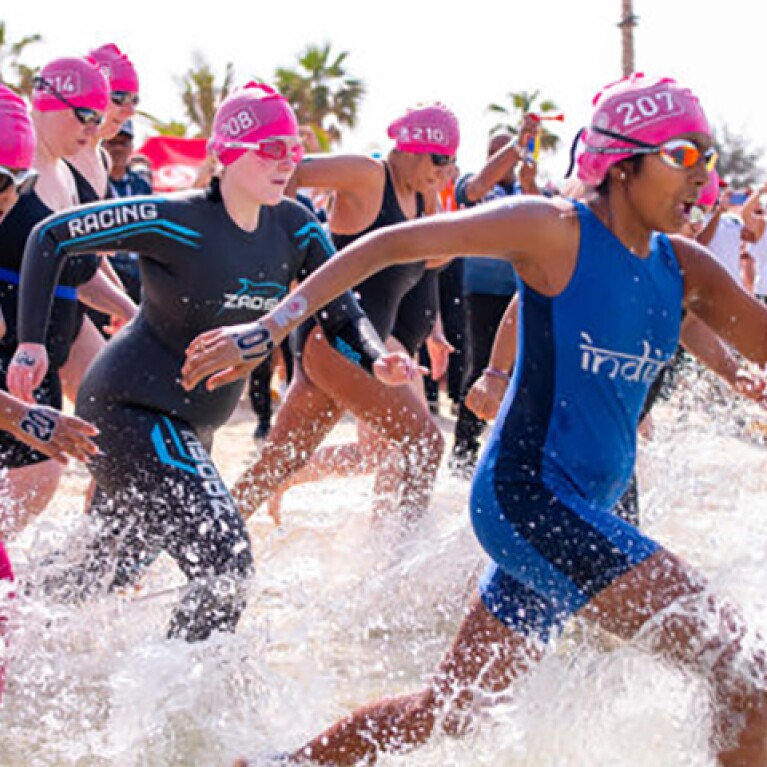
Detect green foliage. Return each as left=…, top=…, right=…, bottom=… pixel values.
left=179, top=52, right=235, bottom=138
left=487, top=89, right=561, bottom=154
left=137, top=110, right=188, bottom=137
left=273, top=42, right=365, bottom=149
left=0, top=21, right=41, bottom=97
left=712, top=124, right=764, bottom=189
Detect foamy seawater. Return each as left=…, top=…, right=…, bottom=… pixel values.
left=2, top=378, right=767, bottom=766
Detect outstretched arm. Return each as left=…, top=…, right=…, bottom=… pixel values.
left=680, top=313, right=767, bottom=406
left=675, top=235, right=767, bottom=366
left=181, top=197, right=565, bottom=391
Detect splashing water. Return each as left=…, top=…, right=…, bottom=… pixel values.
left=2, top=377, right=767, bottom=766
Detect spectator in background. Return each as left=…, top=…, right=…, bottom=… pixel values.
left=697, top=180, right=761, bottom=286
left=104, top=119, right=152, bottom=197
left=102, top=119, right=148, bottom=303
left=449, top=120, right=538, bottom=477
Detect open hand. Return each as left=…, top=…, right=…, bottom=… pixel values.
left=182, top=322, right=276, bottom=392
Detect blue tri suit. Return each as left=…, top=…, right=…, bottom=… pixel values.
left=472, top=201, right=684, bottom=641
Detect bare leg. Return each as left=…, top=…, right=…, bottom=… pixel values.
left=580, top=550, right=767, bottom=766
left=302, top=332, right=443, bottom=524
left=265, top=422, right=394, bottom=521
left=0, top=459, right=65, bottom=537
left=291, top=595, right=542, bottom=766
left=263, top=334, right=439, bottom=522
left=278, top=551, right=767, bottom=767
left=234, top=331, right=443, bottom=526
left=233, top=368, right=343, bottom=522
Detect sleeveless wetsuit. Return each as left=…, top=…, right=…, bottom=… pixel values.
left=331, top=163, right=426, bottom=343
left=18, top=182, right=384, bottom=641
left=391, top=266, right=442, bottom=356
left=471, top=202, right=683, bottom=641
left=0, top=190, right=99, bottom=468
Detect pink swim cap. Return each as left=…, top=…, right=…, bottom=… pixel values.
left=88, top=43, right=139, bottom=93
left=698, top=169, right=720, bottom=207
left=209, top=82, right=299, bottom=167
left=32, top=56, right=110, bottom=114
left=387, top=103, right=460, bottom=155
left=0, top=85, right=35, bottom=169
left=576, top=73, right=711, bottom=187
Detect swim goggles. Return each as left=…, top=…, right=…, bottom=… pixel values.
left=0, top=166, right=38, bottom=196
left=221, top=138, right=304, bottom=163
left=33, top=77, right=104, bottom=126
left=586, top=127, right=718, bottom=172
left=430, top=153, right=455, bottom=167
left=110, top=91, right=140, bottom=107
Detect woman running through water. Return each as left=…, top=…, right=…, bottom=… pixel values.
left=8, top=82, right=413, bottom=642
left=0, top=82, right=101, bottom=702
left=186, top=74, right=767, bottom=765
left=231, top=104, right=459, bottom=525
left=0, top=56, right=135, bottom=537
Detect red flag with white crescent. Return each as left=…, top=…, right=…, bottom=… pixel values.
left=134, top=136, right=209, bottom=192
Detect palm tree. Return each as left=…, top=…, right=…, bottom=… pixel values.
left=137, top=112, right=189, bottom=137
left=179, top=52, right=235, bottom=137
left=273, top=43, right=365, bottom=150
left=618, top=0, right=638, bottom=76
left=486, top=89, right=561, bottom=154
left=0, top=21, right=41, bottom=97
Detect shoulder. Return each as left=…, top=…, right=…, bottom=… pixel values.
left=472, top=193, right=577, bottom=229
left=273, top=196, right=318, bottom=226
left=666, top=233, right=726, bottom=290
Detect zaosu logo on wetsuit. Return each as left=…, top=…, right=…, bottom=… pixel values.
left=219, top=278, right=287, bottom=314
left=579, top=332, right=667, bottom=383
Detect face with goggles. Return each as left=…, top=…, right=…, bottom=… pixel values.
left=101, top=90, right=140, bottom=140
left=33, top=77, right=104, bottom=155
left=407, top=151, right=456, bottom=194
left=222, top=136, right=304, bottom=206
left=0, top=167, right=38, bottom=223
left=594, top=129, right=716, bottom=233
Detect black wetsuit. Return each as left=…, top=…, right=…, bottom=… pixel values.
left=391, top=266, right=441, bottom=356
left=0, top=190, right=99, bottom=468
left=331, top=164, right=426, bottom=345
left=18, top=182, right=384, bottom=641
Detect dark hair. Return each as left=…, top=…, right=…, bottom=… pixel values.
left=595, top=155, right=645, bottom=196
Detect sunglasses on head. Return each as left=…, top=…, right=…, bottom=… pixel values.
left=430, top=153, right=455, bottom=167
left=33, top=76, right=104, bottom=126
left=222, top=138, right=304, bottom=163
left=587, top=127, right=718, bottom=172
left=0, top=166, right=38, bottom=196
left=110, top=91, right=140, bottom=107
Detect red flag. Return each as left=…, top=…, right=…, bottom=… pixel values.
left=134, top=136, right=209, bottom=192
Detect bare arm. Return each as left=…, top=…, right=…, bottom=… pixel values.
left=675, top=235, right=767, bottom=365
left=462, top=142, right=524, bottom=203
left=679, top=313, right=740, bottom=386
left=181, top=197, right=573, bottom=391
left=465, top=294, right=518, bottom=420
left=78, top=268, right=137, bottom=322
left=680, top=310, right=767, bottom=406
left=291, top=154, right=383, bottom=193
